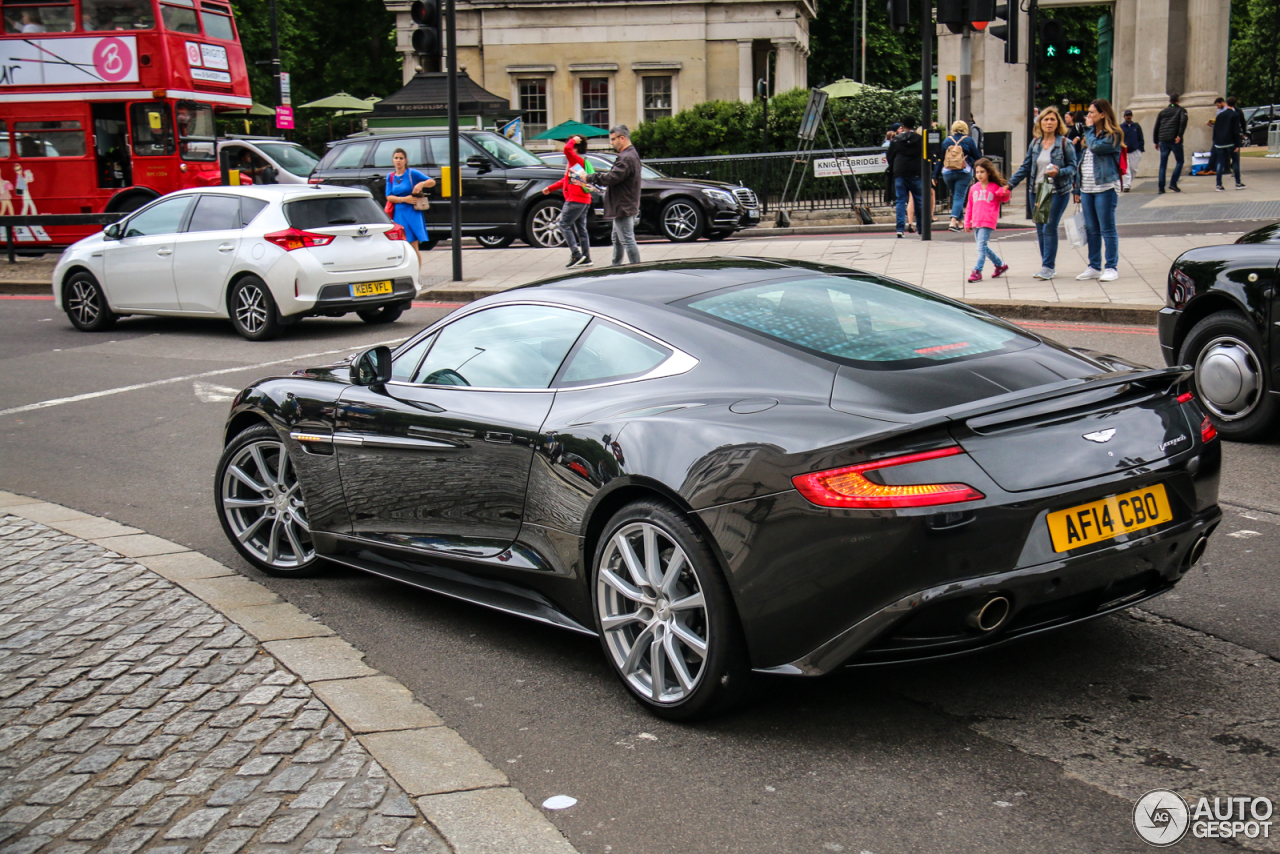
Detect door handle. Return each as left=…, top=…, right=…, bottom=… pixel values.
left=156, top=248, right=172, bottom=256
left=217, top=243, right=235, bottom=252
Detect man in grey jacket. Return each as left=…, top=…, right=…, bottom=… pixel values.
left=589, top=124, right=643, bottom=265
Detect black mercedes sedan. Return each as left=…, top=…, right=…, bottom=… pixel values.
left=1158, top=221, right=1280, bottom=441
left=216, top=259, right=1222, bottom=720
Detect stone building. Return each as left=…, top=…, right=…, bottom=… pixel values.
left=937, top=0, right=1229, bottom=176
left=383, top=0, right=812, bottom=144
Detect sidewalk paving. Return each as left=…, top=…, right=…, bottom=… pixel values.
left=0, top=491, right=579, bottom=854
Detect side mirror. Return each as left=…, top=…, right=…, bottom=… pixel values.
left=350, top=345, right=393, bottom=386
left=465, top=154, right=490, bottom=172
left=103, top=223, right=122, bottom=240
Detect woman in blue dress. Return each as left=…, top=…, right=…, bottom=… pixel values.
left=385, top=148, right=435, bottom=263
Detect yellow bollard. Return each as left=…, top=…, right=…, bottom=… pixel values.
left=440, top=166, right=452, bottom=198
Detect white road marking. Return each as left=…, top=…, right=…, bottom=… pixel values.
left=0, top=339, right=405, bottom=418
left=1228, top=530, right=1262, bottom=539
left=193, top=382, right=240, bottom=403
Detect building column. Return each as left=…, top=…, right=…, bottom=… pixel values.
left=1180, top=0, right=1230, bottom=152
left=773, top=38, right=797, bottom=93
left=738, top=39, right=754, bottom=103
left=1123, top=0, right=1171, bottom=148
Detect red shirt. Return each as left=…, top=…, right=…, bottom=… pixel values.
left=546, top=139, right=593, bottom=204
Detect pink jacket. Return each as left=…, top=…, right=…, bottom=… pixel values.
left=964, top=181, right=1011, bottom=230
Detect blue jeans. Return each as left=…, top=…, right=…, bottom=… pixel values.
left=894, top=175, right=923, bottom=232
left=973, top=227, right=1003, bottom=272
left=943, top=170, right=971, bottom=220
left=1036, top=191, right=1071, bottom=271
left=610, top=215, right=640, bottom=265
left=1157, top=141, right=1183, bottom=191
left=1212, top=147, right=1234, bottom=187
left=1081, top=189, right=1119, bottom=271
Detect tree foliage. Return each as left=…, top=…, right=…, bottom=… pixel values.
left=631, top=87, right=922, bottom=158
left=1228, top=0, right=1280, bottom=106
left=806, top=0, right=924, bottom=91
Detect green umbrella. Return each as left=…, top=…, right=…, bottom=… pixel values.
left=530, top=120, right=610, bottom=140
left=900, top=75, right=939, bottom=93
left=224, top=102, right=277, bottom=116
left=820, top=78, right=885, bottom=98
left=336, top=96, right=381, bottom=117
left=298, top=92, right=379, bottom=111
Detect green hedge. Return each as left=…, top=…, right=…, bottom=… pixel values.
left=631, top=87, right=926, bottom=158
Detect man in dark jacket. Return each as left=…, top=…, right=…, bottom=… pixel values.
left=590, top=124, right=643, bottom=265
left=1152, top=93, right=1188, bottom=194
left=886, top=115, right=923, bottom=238
left=1121, top=109, right=1144, bottom=191
left=1227, top=96, right=1247, bottom=189
left=1209, top=98, right=1243, bottom=191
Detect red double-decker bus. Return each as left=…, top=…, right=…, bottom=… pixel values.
left=0, top=0, right=250, bottom=245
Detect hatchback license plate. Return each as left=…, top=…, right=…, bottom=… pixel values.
left=1047, top=484, right=1172, bottom=553
left=350, top=280, right=393, bottom=298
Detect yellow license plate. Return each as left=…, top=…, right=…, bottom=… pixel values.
left=1047, top=484, right=1172, bottom=553
left=350, top=280, right=393, bottom=298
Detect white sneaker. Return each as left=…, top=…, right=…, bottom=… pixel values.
left=1099, top=268, right=1119, bottom=282
left=1076, top=268, right=1102, bottom=280
left=1033, top=267, right=1056, bottom=280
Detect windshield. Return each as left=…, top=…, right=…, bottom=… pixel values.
left=258, top=143, right=321, bottom=177
left=684, top=275, right=1033, bottom=368
left=471, top=133, right=544, bottom=167
left=545, top=152, right=666, bottom=180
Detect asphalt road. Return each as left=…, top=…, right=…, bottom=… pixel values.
left=2, top=290, right=1278, bottom=854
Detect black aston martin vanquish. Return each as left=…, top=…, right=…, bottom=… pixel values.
left=216, top=258, right=1222, bottom=719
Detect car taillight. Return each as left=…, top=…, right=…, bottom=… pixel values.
left=385, top=224, right=406, bottom=241
left=1201, top=416, right=1217, bottom=443
left=264, top=228, right=335, bottom=251
left=792, top=446, right=985, bottom=509
left=308, top=177, right=323, bottom=184
left=1177, top=392, right=1194, bottom=404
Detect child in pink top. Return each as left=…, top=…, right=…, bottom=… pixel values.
left=964, top=157, right=1012, bottom=282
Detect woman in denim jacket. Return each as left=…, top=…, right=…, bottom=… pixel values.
left=1008, top=106, right=1077, bottom=279
left=1071, top=99, right=1124, bottom=282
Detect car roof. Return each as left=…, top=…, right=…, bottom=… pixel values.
left=173, top=185, right=370, bottom=203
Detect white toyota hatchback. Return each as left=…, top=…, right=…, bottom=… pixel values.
left=53, top=185, right=420, bottom=341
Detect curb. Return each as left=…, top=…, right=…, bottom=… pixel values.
left=0, top=489, right=581, bottom=854
left=0, top=281, right=49, bottom=294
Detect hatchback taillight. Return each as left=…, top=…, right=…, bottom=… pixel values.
left=385, top=224, right=406, bottom=241
left=308, top=177, right=324, bottom=184
left=1201, top=416, right=1217, bottom=443
left=792, top=446, right=985, bottom=509
left=264, top=228, right=336, bottom=251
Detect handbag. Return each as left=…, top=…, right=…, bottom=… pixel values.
left=1064, top=206, right=1085, bottom=247
left=384, top=172, right=396, bottom=215
left=412, top=195, right=430, bottom=211
left=1032, top=180, right=1054, bottom=224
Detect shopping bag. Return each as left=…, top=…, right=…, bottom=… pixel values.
left=1032, top=181, right=1053, bottom=224
left=1064, top=208, right=1085, bottom=247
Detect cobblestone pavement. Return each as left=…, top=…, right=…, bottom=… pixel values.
left=0, top=513, right=448, bottom=854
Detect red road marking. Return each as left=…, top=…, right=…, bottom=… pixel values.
left=1017, top=320, right=1158, bottom=336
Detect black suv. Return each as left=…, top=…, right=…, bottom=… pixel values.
left=540, top=150, right=760, bottom=241
left=309, top=130, right=609, bottom=249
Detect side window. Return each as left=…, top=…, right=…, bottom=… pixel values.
left=123, top=196, right=192, bottom=237
left=160, top=0, right=199, bottom=33
left=0, top=120, right=8, bottom=158
left=14, top=121, right=85, bottom=157
left=240, top=197, right=268, bottom=226
left=131, top=103, right=174, bottom=156
left=391, top=333, right=436, bottom=383
left=414, top=305, right=591, bottom=388
left=82, top=0, right=155, bottom=29
left=328, top=143, right=371, bottom=170
left=371, top=139, right=425, bottom=168
left=557, top=320, right=671, bottom=387
left=428, top=135, right=482, bottom=167
left=186, top=194, right=242, bottom=232
left=200, top=10, right=234, bottom=39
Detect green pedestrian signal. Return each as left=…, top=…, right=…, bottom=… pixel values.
left=1046, top=44, right=1057, bottom=57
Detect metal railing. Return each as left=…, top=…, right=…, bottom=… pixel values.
left=1, top=213, right=123, bottom=263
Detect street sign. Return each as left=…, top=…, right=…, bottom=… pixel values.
left=813, top=153, right=888, bottom=177
left=275, top=105, right=294, bottom=130
left=797, top=89, right=828, bottom=141
left=280, top=71, right=291, bottom=106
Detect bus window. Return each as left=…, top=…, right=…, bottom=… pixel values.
left=131, top=103, right=175, bottom=156
left=0, top=121, right=8, bottom=159
left=14, top=121, right=86, bottom=157
left=176, top=102, right=215, bottom=161
left=199, top=8, right=233, bottom=40
left=82, top=0, right=155, bottom=30
left=3, top=2, right=74, bottom=32
left=160, top=0, right=198, bottom=33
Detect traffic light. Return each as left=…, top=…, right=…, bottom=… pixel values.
left=411, top=0, right=442, bottom=57
left=989, top=2, right=1019, bottom=64
left=887, top=0, right=909, bottom=33
left=1038, top=18, right=1083, bottom=60
left=937, top=0, right=995, bottom=35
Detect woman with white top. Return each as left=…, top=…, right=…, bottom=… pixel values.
left=1072, top=99, right=1124, bottom=282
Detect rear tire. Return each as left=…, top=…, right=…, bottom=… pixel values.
left=228, top=275, right=280, bottom=342
left=1180, top=310, right=1280, bottom=441
left=64, top=272, right=117, bottom=332
left=660, top=198, right=705, bottom=242
left=357, top=302, right=407, bottom=324
left=592, top=499, right=752, bottom=721
left=525, top=199, right=566, bottom=248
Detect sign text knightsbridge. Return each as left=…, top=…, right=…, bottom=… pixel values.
left=1133, top=789, right=1274, bottom=846
left=813, top=153, right=889, bottom=178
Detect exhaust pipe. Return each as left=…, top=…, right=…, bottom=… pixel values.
left=1185, top=536, right=1209, bottom=568
left=967, top=595, right=1011, bottom=633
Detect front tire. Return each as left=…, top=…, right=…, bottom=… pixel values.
left=592, top=500, right=751, bottom=720
left=357, top=302, right=407, bottom=324
left=215, top=424, right=320, bottom=576
left=476, top=233, right=515, bottom=249
left=1180, top=310, right=1279, bottom=441
left=229, top=276, right=280, bottom=341
left=525, top=199, right=566, bottom=248
left=660, top=198, right=705, bottom=242
left=64, top=272, right=117, bottom=332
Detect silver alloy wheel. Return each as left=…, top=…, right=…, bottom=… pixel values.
left=531, top=205, right=565, bottom=247
left=662, top=202, right=699, bottom=240
left=1195, top=335, right=1262, bottom=421
left=235, top=283, right=270, bottom=335
left=597, top=521, right=709, bottom=704
left=220, top=439, right=314, bottom=569
left=476, top=234, right=509, bottom=247
left=67, top=280, right=101, bottom=326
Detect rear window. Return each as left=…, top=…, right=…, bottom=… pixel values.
left=683, top=276, right=1032, bottom=368
left=284, top=195, right=388, bottom=229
